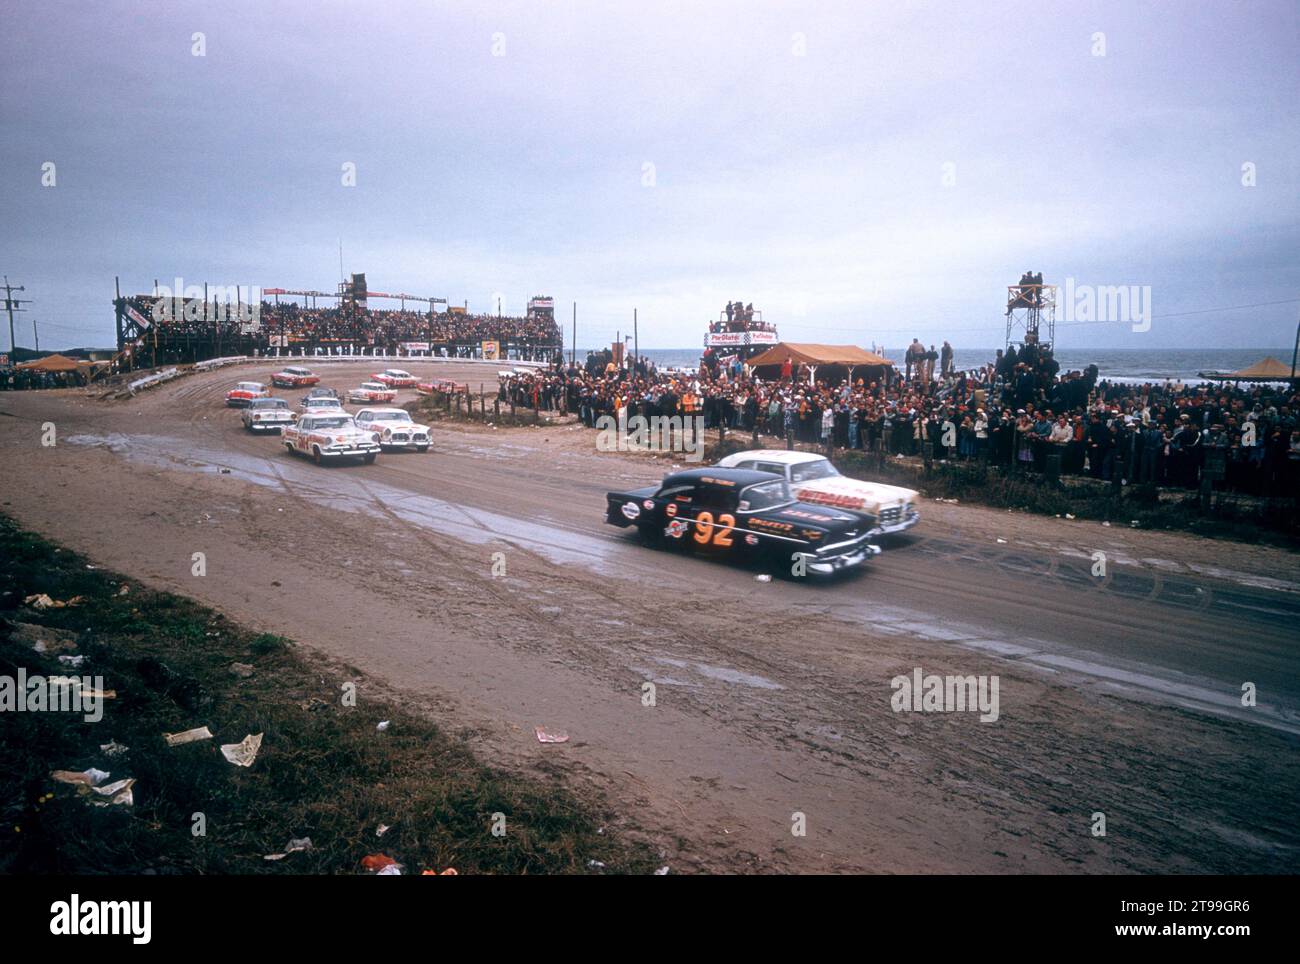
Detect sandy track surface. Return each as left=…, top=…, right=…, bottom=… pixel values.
left=2, top=361, right=1297, bottom=873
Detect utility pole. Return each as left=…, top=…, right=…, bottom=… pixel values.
left=1292, top=311, right=1299, bottom=380
left=633, top=308, right=639, bottom=375
left=571, top=302, right=576, bottom=367
left=3, top=276, right=31, bottom=355
left=32, top=318, right=38, bottom=352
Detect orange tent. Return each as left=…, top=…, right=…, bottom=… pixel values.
left=745, top=343, right=894, bottom=368
left=16, top=353, right=82, bottom=372
left=1199, top=356, right=1298, bottom=382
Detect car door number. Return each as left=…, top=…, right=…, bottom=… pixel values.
left=692, top=511, right=735, bottom=547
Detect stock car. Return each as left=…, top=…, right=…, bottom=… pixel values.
left=240, top=396, right=295, bottom=433
left=347, top=382, right=397, bottom=404
left=416, top=378, right=466, bottom=396
left=224, top=381, right=270, bottom=407
left=282, top=412, right=381, bottom=465
left=372, top=368, right=418, bottom=388
left=605, top=467, right=881, bottom=575
left=716, top=450, right=920, bottom=534
left=301, top=386, right=340, bottom=406
left=271, top=366, right=321, bottom=388
left=299, top=395, right=345, bottom=414
left=354, top=407, right=432, bottom=452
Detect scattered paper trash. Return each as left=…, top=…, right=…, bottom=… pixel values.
left=229, top=662, right=254, bottom=678
left=377, top=864, right=402, bottom=875
left=164, top=726, right=213, bottom=747
left=996, top=538, right=1007, bottom=544
left=535, top=726, right=569, bottom=744
left=91, top=778, right=135, bottom=807
left=654, top=866, right=670, bottom=875
left=220, top=732, right=264, bottom=767
left=376, top=824, right=391, bottom=838
left=588, top=860, right=606, bottom=869
left=51, top=768, right=111, bottom=787
left=117, top=585, right=130, bottom=596
left=1065, top=514, right=1076, bottom=520
left=265, top=837, right=314, bottom=860
left=1101, top=521, right=1111, bottom=527
left=376, top=721, right=390, bottom=732
left=754, top=574, right=772, bottom=583
left=57, top=654, right=87, bottom=668
left=99, top=741, right=129, bottom=757
left=24, top=594, right=58, bottom=609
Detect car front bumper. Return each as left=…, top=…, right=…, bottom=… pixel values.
left=808, top=542, right=882, bottom=574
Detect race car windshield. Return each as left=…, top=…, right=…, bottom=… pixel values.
left=374, top=413, right=410, bottom=421
left=739, top=480, right=793, bottom=511
left=252, top=399, right=287, bottom=409
left=312, top=417, right=351, bottom=429
left=790, top=460, right=839, bottom=483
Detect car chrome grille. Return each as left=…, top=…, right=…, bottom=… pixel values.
left=879, top=506, right=902, bottom=524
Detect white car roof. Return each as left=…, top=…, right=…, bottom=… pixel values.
left=384, top=369, right=411, bottom=376
left=358, top=407, right=409, bottom=417
left=717, top=449, right=826, bottom=467
left=357, top=382, right=388, bottom=389
left=236, top=381, right=263, bottom=389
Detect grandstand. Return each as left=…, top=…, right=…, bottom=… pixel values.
left=111, top=278, right=563, bottom=371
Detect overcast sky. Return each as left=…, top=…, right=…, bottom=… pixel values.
left=2, top=0, right=1297, bottom=352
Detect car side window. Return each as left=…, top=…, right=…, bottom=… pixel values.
left=655, top=483, right=695, bottom=502
left=756, top=462, right=787, bottom=477
left=695, top=484, right=738, bottom=511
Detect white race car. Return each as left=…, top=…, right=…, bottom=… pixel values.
left=282, top=413, right=380, bottom=464
left=715, top=449, right=920, bottom=533
left=347, top=382, right=397, bottom=404
left=241, top=396, right=295, bottom=433
left=354, top=407, right=432, bottom=452
left=372, top=368, right=418, bottom=388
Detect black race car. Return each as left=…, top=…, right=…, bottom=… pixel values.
left=300, top=386, right=340, bottom=406
left=605, top=467, right=881, bottom=576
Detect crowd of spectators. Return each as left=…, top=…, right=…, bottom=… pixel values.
left=497, top=343, right=1300, bottom=497
left=118, top=295, right=563, bottom=359
left=0, top=368, right=91, bottom=390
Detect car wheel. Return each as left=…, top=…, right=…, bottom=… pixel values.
left=363, top=452, right=376, bottom=464
left=312, top=445, right=323, bottom=465
left=416, top=445, right=429, bottom=453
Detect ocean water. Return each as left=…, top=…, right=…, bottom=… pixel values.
left=576, top=347, right=1295, bottom=384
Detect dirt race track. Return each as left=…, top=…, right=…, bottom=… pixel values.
left=2, top=360, right=1298, bottom=874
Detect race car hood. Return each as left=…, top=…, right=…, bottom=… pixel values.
left=791, top=474, right=918, bottom=510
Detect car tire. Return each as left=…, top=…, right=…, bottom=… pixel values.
left=416, top=445, right=429, bottom=453
left=312, top=445, right=323, bottom=465
left=363, top=452, right=376, bottom=464
left=284, top=442, right=295, bottom=456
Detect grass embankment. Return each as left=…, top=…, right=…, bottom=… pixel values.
left=0, top=515, right=657, bottom=874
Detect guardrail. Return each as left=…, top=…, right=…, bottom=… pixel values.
left=194, top=355, right=249, bottom=371
left=127, top=367, right=181, bottom=394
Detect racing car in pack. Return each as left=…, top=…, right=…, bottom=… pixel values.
left=716, top=450, right=920, bottom=534
left=347, top=382, right=397, bottom=404
left=354, top=407, right=432, bottom=452
left=271, top=366, right=320, bottom=388
left=224, top=381, right=270, bottom=407
left=241, top=396, right=295, bottom=433
left=372, top=368, right=418, bottom=388
left=298, top=395, right=346, bottom=414
left=415, top=378, right=466, bottom=396
left=605, top=467, right=881, bottom=575
left=301, top=386, right=340, bottom=406
left=282, top=412, right=380, bottom=465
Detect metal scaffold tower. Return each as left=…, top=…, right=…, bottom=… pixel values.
left=1004, top=277, right=1057, bottom=350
